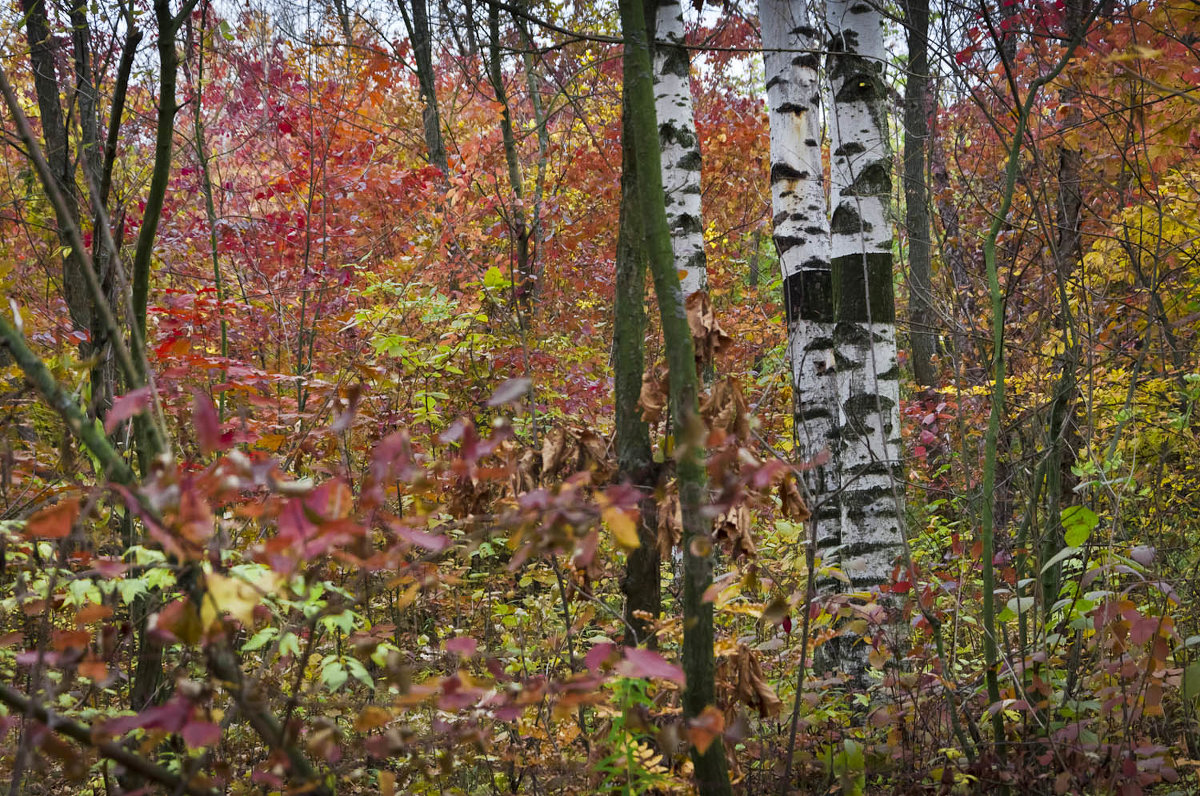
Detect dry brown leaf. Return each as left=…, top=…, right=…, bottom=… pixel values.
left=779, top=475, right=811, bottom=522
left=734, top=644, right=782, bottom=718
left=541, top=426, right=569, bottom=477
left=685, top=291, right=732, bottom=367
left=639, top=369, right=668, bottom=424
left=657, top=486, right=682, bottom=560
left=713, top=504, right=756, bottom=560
left=701, top=377, right=750, bottom=440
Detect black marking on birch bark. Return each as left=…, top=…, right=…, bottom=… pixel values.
left=849, top=2, right=874, bottom=14
left=840, top=162, right=892, bottom=197
left=675, top=213, right=703, bottom=236
left=830, top=204, right=870, bottom=236
left=773, top=211, right=788, bottom=227
left=842, top=393, right=897, bottom=421
left=785, top=269, right=834, bottom=323
left=804, top=138, right=818, bottom=147
left=834, top=141, right=866, bottom=156
left=832, top=253, right=894, bottom=323
left=803, top=334, right=834, bottom=351
left=803, top=226, right=824, bottom=236
left=777, top=102, right=810, bottom=117
left=788, top=212, right=811, bottom=223
left=833, top=70, right=882, bottom=104
left=790, top=25, right=818, bottom=37
left=765, top=75, right=784, bottom=91
left=875, top=364, right=902, bottom=381
left=840, top=540, right=901, bottom=558
left=792, top=53, right=820, bottom=70
left=796, top=405, right=833, bottom=422
left=770, top=162, right=808, bottom=183
left=660, top=44, right=690, bottom=78
left=660, top=123, right=697, bottom=150
left=774, top=235, right=806, bottom=254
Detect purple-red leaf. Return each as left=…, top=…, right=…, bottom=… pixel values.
left=487, top=377, right=531, bottom=407
left=618, top=647, right=686, bottom=685
left=192, top=390, right=226, bottom=455
left=104, top=387, right=152, bottom=433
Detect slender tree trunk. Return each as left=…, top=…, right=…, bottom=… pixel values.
left=827, top=0, right=905, bottom=670
left=651, top=0, right=707, bottom=297
left=902, top=0, right=937, bottom=388
left=619, top=0, right=731, bottom=790
left=399, top=0, right=448, bottom=172
left=759, top=0, right=840, bottom=579
left=20, top=0, right=92, bottom=365
left=615, top=83, right=660, bottom=647
left=486, top=3, right=532, bottom=316
left=1039, top=0, right=1087, bottom=611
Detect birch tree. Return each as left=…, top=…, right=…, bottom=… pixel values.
left=652, top=0, right=707, bottom=297
left=758, top=0, right=840, bottom=566
left=826, top=0, right=904, bottom=596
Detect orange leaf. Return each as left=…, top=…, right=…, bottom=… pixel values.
left=23, top=499, right=80, bottom=539
left=686, top=706, right=726, bottom=755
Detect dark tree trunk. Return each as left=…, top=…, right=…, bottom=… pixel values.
left=903, top=0, right=937, bottom=388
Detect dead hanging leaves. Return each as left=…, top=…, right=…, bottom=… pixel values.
left=686, top=291, right=731, bottom=368
left=540, top=425, right=613, bottom=483
left=701, top=377, right=751, bottom=443
left=779, top=473, right=811, bottom=522
left=657, top=484, right=682, bottom=559
left=714, top=504, right=756, bottom=560
left=731, top=644, right=782, bottom=718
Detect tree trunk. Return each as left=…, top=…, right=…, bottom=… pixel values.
left=20, top=0, right=92, bottom=367
left=400, top=0, right=448, bottom=172
left=615, top=82, right=660, bottom=647
left=486, top=3, right=532, bottom=317
left=902, top=0, right=937, bottom=388
left=618, top=0, right=731, bottom=790
left=651, top=0, right=707, bottom=297
left=759, top=0, right=840, bottom=578
left=827, top=0, right=905, bottom=654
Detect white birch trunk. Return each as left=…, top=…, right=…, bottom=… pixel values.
left=759, top=0, right=840, bottom=563
left=827, top=0, right=904, bottom=593
left=653, top=0, right=707, bottom=297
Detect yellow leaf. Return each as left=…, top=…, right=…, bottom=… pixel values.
left=202, top=571, right=277, bottom=629
left=604, top=506, right=640, bottom=550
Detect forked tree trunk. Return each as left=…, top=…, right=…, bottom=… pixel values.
left=652, top=0, right=707, bottom=297
left=826, top=0, right=904, bottom=609
left=759, top=0, right=840, bottom=572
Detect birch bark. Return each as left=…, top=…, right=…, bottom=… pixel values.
left=652, top=0, right=707, bottom=297
left=758, top=0, right=841, bottom=564
left=827, top=0, right=904, bottom=594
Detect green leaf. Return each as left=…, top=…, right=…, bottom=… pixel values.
left=1041, top=545, right=1080, bottom=575
left=242, top=627, right=278, bottom=652
left=1062, top=506, right=1099, bottom=548
left=321, top=659, right=348, bottom=691
left=482, top=266, right=511, bottom=290
left=1184, top=661, right=1200, bottom=702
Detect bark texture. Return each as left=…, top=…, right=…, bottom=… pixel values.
left=827, top=0, right=904, bottom=595
left=902, top=0, right=937, bottom=388
left=759, top=0, right=841, bottom=569
left=619, top=0, right=731, bottom=789
left=652, top=0, right=707, bottom=297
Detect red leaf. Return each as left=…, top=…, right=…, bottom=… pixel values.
left=192, top=390, right=225, bottom=455
left=105, top=387, right=152, bottom=433
left=23, top=499, right=80, bottom=539
left=618, top=647, right=686, bottom=685
left=584, top=642, right=617, bottom=673
left=445, top=637, right=478, bottom=656
left=181, top=721, right=221, bottom=749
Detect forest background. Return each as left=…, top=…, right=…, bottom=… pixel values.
left=0, top=0, right=1198, bottom=793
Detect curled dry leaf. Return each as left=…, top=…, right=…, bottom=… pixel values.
left=779, top=474, right=811, bottom=522
left=657, top=485, right=682, bottom=559
left=639, top=368, right=668, bottom=424
left=701, top=377, right=750, bottom=440
left=714, top=504, right=756, bottom=560
left=685, top=291, right=731, bottom=367
left=733, top=644, right=782, bottom=718
left=541, top=426, right=569, bottom=477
